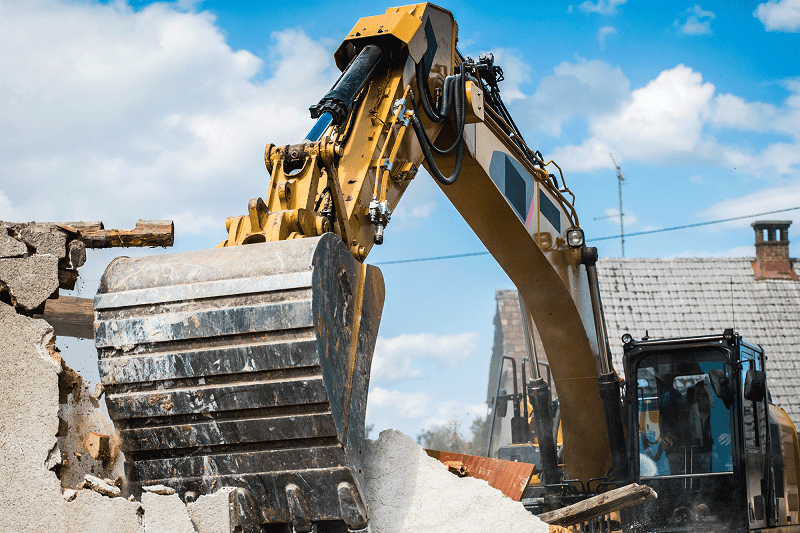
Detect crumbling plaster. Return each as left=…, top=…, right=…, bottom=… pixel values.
left=0, top=222, right=239, bottom=533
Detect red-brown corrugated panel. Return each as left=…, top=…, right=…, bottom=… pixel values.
left=425, top=450, right=535, bottom=501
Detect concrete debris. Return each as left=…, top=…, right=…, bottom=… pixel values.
left=0, top=254, right=60, bottom=311
left=0, top=303, right=142, bottom=532
left=63, top=489, right=78, bottom=502
left=57, top=362, right=124, bottom=489
left=83, top=432, right=112, bottom=462
left=82, top=474, right=121, bottom=498
left=363, top=430, right=550, bottom=533
left=0, top=226, right=27, bottom=257
left=187, top=487, right=237, bottom=533
left=17, top=223, right=67, bottom=258
left=68, top=239, right=86, bottom=268
left=141, top=492, right=197, bottom=533
left=143, top=484, right=177, bottom=496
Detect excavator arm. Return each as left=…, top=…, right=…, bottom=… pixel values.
left=94, top=4, right=620, bottom=531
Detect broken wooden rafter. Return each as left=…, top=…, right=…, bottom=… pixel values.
left=537, top=483, right=657, bottom=527
left=43, top=296, right=93, bottom=339
left=58, top=219, right=174, bottom=249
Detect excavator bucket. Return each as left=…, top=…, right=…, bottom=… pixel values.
left=93, top=233, right=384, bottom=532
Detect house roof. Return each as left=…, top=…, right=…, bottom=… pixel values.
left=490, top=256, right=800, bottom=423
left=598, top=256, right=800, bottom=421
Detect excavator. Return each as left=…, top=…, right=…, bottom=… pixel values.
left=91, top=3, right=800, bottom=532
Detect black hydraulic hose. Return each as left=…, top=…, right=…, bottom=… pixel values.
left=410, top=70, right=466, bottom=155
left=415, top=61, right=457, bottom=123
left=410, top=100, right=464, bottom=186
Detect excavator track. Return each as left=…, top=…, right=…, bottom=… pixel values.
left=94, top=234, right=384, bottom=532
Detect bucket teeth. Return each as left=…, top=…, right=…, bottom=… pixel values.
left=94, top=234, right=384, bottom=528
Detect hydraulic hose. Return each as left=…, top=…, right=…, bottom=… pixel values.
left=410, top=106, right=464, bottom=186
left=415, top=61, right=457, bottom=123
left=409, top=64, right=468, bottom=186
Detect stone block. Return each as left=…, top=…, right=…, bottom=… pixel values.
left=0, top=226, right=27, bottom=258
left=0, top=255, right=59, bottom=311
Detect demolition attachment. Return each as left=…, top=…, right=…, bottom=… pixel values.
left=94, top=234, right=384, bottom=531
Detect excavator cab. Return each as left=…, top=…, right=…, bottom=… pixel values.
left=622, top=330, right=800, bottom=533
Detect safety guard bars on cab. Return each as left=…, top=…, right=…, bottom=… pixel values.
left=486, top=355, right=518, bottom=458
left=581, top=246, right=629, bottom=483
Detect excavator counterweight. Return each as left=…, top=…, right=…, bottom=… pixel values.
left=94, top=234, right=383, bottom=530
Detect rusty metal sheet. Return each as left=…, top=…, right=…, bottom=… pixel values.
left=425, top=450, right=535, bottom=501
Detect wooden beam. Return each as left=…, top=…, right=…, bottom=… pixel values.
left=41, top=296, right=94, bottom=339
left=58, top=219, right=174, bottom=249
left=537, top=483, right=656, bottom=527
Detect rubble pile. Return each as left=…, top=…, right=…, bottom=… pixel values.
left=364, top=430, right=550, bottom=533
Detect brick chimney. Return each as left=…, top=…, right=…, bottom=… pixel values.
left=751, top=220, right=797, bottom=280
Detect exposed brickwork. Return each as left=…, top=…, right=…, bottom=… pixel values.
left=752, top=220, right=796, bottom=280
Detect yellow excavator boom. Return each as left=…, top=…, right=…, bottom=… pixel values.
left=93, top=4, right=617, bottom=531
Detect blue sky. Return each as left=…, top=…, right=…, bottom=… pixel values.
left=2, top=0, right=799, bottom=438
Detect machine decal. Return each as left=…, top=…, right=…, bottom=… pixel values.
left=539, top=189, right=561, bottom=233
left=489, top=151, right=534, bottom=222
left=422, top=18, right=438, bottom=75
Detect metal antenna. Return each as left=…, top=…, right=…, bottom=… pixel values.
left=610, top=153, right=625, bottom=257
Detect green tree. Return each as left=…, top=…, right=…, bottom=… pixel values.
left=416, top=413, right=490, bottom=456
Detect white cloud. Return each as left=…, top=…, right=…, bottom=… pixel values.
left=577, top=0, right=627, bottom=15
left=528, top=59, right=630, bottom=137
left=371, top=332, right=478, bottom=385
left=479, top=49, right=531, bottom=103
left=598, top=26, right=617, bottom=50
left=676, top=5, right=716, bottom=35
left=754, top=0, right=800, bottom=32
left=551, top=65, right=720, bottom=171
left=0, top=189, right=23, bottom=222
left=366, top=387, right=488, bottom=436
left=0, top=1, right=337, bottom=230
left=602, top=207, right=638, bottom=226
left=700, top=185, right=800, bottom=228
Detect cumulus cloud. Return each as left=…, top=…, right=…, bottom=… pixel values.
left=575, top=0, right=627, bottom=15
left=601, top=207, right=638, bottom=227
left=366, top=387, right=488, bottom=435
left=675, top=5, right=716, bottom=35
left=0, top=0, right=338, bottom=232
left=598, top=26, right=617, bottom=49
left=478, top=49, right=531, bottom=102
left=701, top=185, right=800, bottom=228
left=371, top=332, right=478, bottom=385
left=754, top=0, right=800, bottom=32
left=548, top=64, right=800, bottom=177
left=528, top=59, right=630, bottom=137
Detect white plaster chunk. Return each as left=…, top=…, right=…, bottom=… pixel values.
left=187, top=487, right=237, bottom=533
left=143, top=484, right=177, bottom=495
left=363, top=430, right=550, bottom=533
left=62, top=488, right=77, bottom=502
left=83, top=474, right=121, bottom=498
left=0, top=226, right=27, bottom=257
left=142, top=492, right=198, bottom=533
left=0, top=254, right=59, bottom=310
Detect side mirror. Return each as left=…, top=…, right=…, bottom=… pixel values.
left=708, top=369, right=734, bottom=409
left=744, top=369, right=767, bottom=402
left=494, top=388, right=508, bottom=417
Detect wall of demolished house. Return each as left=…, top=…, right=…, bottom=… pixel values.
left=0, top=222, right=237, bottom=532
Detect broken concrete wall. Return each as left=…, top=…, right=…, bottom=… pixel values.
left=0, top=303, right=143, bottom=532
left=0, top=221, right=237, bottom=533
